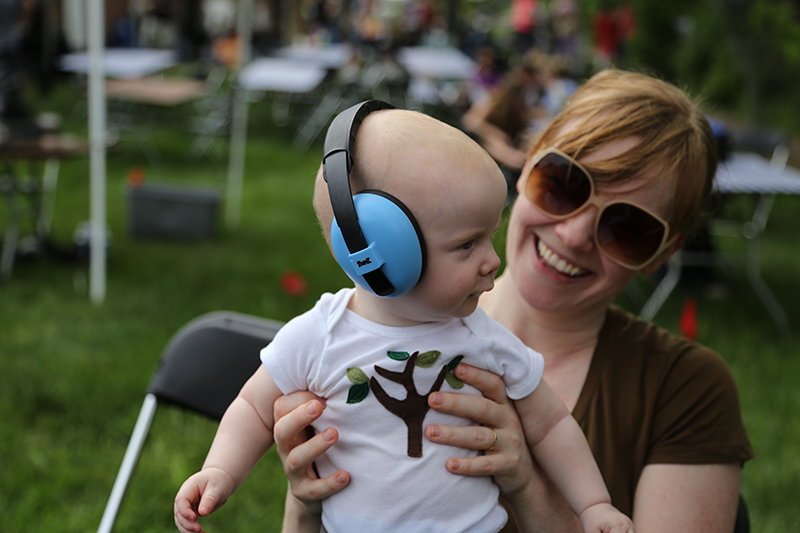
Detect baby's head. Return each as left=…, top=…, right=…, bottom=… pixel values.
left=314, top=107, right=508, bottom=324
left=313, top=109, right=501, bottom=238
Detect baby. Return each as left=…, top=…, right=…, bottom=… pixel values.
left=174, top=102, right=633, bottom=533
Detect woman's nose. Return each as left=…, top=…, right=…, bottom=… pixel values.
left=554, top=206, right=597, bottom=254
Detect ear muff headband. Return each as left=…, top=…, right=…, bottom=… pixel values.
left=322, top=100, right=426, bottom=297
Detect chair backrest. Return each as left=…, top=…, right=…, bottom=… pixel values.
left=734, top=493, right=750, bottom=533
left=98, top=311, right=284, bottom=533
left=148, top=311, right=284, bottom=420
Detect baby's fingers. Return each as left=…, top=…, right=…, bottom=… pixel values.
left=581, top=505, right=634, bottom=533
left=197, top=488, right=221, bottom=517
left=604, top=523, right=635, bottom=533
left=174, top=492, right=202, bottom=532
left=195, top=477, right=233, bottom=517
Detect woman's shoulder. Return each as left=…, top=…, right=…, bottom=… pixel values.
left=585, top=307, right=752, bottom=483
left=600, top=305, right=729, bottom=380
left=604, top=305, right=715, bottom=353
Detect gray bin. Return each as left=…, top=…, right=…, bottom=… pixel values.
left=127, top=183, right=221, bottom=240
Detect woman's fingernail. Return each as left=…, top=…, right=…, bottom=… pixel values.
left=306, top=401, right=318, bottom=415
left=429, top=392, right=443, bottom=406
left=428, top=425, right=441, bottom=438
left=455, top=363, right=469, bottom=377
left=448, top=459, right=460, bottom=472
left=323, top=428, right=335, bottom=442
left=336, top=473, right=348, bottom=484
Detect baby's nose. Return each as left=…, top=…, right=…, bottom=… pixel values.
left=481, top=245, right=502, bottom=277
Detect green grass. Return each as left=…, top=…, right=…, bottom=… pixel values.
left=2, top=80, right=799, bottom=531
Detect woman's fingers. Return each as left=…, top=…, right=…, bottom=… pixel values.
left=428, top=364, right=509, bottom=427
left=283, top=426, right=336, bottom=477
left=284, top=426, right=350, bottom=503
left=425, top=422, right=498, bottom=453
left=274, top=391, right=323, bottom=422
left=445, top=454, right=505, bottom=477
left=273, top=397, right=350, bottom=503
left=426, top=363, right=534, bottom=496
left=453, top=363, right=510, bottom=405
left=273, top=398, right=324, bottom=457
left=292, top=465, right=351, bottom=504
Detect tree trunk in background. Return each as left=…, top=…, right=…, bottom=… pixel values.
left=718, top=0, right=763, bottom=123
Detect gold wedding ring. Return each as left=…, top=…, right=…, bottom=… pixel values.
left=486, top=428, right=498, bottom=452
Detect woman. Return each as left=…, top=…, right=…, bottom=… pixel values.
left=273, top=69, right=753, bottom=532
left=461, top=63, right=541, bottom=198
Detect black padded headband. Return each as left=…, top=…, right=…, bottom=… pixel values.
left=322, top=100, right=396, bottom=296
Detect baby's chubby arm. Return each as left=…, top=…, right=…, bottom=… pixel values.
left=514, top=380, right=634, bottom=533
left=174, top=366, right=283, bottom=533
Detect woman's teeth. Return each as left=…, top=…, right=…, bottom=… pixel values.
left=537, top=239, right=587, bottom=277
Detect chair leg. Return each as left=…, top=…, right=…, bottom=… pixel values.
left=1, top=173, right=20, bottom=282
left=98, top=394, right=158, bottom=533
left=733, top=493, right=750, bottom=533
left=746, top=234, right=790, bottom=336
left=640, top=254, right=682, bottom=321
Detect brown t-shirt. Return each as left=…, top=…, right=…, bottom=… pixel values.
left=502, top=306, right=753, bottom=527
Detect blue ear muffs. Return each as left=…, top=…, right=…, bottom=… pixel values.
left=330, top=190, right=425, bottom=297
left=323, top=100, right=426, bottom=297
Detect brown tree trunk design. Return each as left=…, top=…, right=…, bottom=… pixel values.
left=369, top=351, right=448, bottom=458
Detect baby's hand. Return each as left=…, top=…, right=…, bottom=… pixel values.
left=580, top=502, right=634, bottom=533
left=173, top=468, right=236, bottom=533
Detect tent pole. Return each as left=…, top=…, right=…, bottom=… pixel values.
left=87, top=0, right=106, bottom=303
left=226, top=0, right=254, bottom=229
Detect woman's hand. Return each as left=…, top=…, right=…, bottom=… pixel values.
left=424, top=363, right=534, bottom=498
left=272, top=392, right=350, bottom=512
left=426, top=363, right=582, bottom=532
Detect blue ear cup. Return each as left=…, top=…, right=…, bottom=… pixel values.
left=331, top=191, right=425, bottom=298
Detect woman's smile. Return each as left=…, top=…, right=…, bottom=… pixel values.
left=536, top=237, right=589, bottom=278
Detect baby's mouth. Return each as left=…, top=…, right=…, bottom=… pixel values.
left=537, top=239, right=589, bottom=277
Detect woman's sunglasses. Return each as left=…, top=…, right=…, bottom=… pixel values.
left=521, top=147, right=677, bottom=270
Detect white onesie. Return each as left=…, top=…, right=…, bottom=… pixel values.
left=262, top=288, right=544, bottom=533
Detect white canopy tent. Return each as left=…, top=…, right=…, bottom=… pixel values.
left=78, top=0, right=258, bottom=302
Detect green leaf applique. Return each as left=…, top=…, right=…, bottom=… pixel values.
left=347, top=382, right=370, bottom=404
left=346, top=367, right=371, bottom=403
left=387, top=351, right=410, bottom=361
left=445, top=355, right=465, bottom=389
left=447, top=355, right=464, bottom=371
left=415, top=350, right=441, bottom=368
left=445, top=372, right=464, bottom=389
left=347, top=367, right=369, bottom=384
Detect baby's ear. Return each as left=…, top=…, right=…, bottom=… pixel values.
left=641, top=234, right=686, bottom=275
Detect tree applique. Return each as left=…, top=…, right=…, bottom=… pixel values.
left=346, top=351, right=465, bottom=458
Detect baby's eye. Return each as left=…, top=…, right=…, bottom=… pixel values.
left=460, top=241, right=474, bottom=251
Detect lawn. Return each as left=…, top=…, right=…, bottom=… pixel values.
left=2, top=80, right=799, bottom=532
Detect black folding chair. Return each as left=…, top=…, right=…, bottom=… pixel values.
left=97, top=311, right=283, bottom=533
left=734, top=493, right=750, bottom=533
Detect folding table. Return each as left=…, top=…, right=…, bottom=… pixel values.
left=237, top=57, right=328, bottom=94
left=226, top=57, right=330, bottom=226
left=273, top=42, right=354, bottom=69
left=59, top=48, right=177, bottom=79
left=640, top=146, right=800, bottom=335
left=397, top=46, right=477, bottom=106
left=0, top=134, right=88, bottom=281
